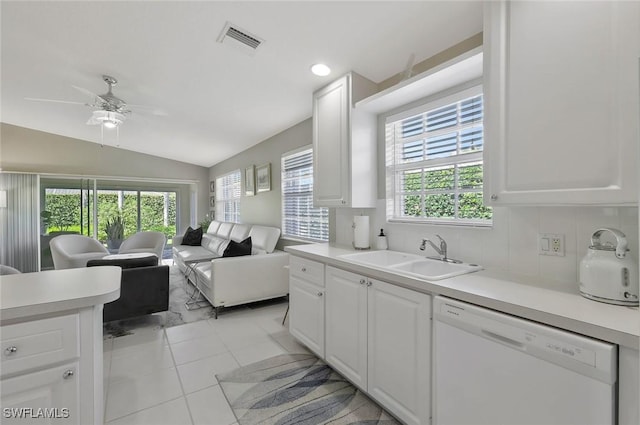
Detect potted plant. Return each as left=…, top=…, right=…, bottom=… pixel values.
left=105, top=214, right=125, bottom=250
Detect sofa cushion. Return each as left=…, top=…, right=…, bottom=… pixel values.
left=230, top=224, right=251, bottom=242
left=216, top=222, right=234, bottom=239
left=173, top=245, right=218, bottom=262
left=207, top=221, right=222, bottom=234
left=249, top=225, right=281, bottom=254
left=181, top=226, right=203, bottom=246
left=87, top=255, right=157, bottom=269
left=223, top=237, right=252, bottom=258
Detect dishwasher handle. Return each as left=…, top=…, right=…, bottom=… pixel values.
left=481, top=329, right=525, bottom=350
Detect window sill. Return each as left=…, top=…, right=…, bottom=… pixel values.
left=387, top=218, right=493, bottom=229
left=281, top=236, right=328, bottom=244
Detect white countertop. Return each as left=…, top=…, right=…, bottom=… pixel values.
left=0, top=267, right=121, bottom=322
left=285, top=243, right=640, bottom=349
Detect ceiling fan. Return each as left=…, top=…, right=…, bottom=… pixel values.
left=26, top=75, right=164, bottom=129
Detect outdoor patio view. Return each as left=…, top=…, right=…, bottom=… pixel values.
left=40, top=178, right=177, bottom=270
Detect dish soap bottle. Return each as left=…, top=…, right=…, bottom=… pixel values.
left=375, top=229, right=388, bottom=250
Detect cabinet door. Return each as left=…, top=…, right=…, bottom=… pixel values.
left=484, top=1, right=639, bottom=205
left=313, top=74, right=350, bottom=207
left=368, top=280, right=431, bottom=425
left=325, top=266, right=368, bottom=390
left=289, top=276, right=325, bottom=358
left=1, top=362, right=79, bottom=424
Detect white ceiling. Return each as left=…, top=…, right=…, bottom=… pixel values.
left=1, top=1, right=482, bottom=168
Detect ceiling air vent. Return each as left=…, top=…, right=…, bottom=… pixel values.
left=217, top=22, right=264, bottom=55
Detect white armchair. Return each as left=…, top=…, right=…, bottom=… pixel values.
left=118, top=231, right=167, bottom=264
left=49, top=235, right=109, bottom=269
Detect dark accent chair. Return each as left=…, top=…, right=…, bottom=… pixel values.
left=87, top=255, right=169, bottom=322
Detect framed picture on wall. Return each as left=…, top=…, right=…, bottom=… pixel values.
left=256, top=163, right=271, bottom=193
left=209, top=181, right=215, bottom=193
left=209, top=196, right=215, bottom=208
left=245, top=165, right=255, bottom=196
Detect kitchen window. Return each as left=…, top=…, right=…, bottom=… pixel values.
left=281, top=146, right=329, bottom=241
left=216, top=170, right=241, bottom=223
left=386, top=85, right=491, bottom=225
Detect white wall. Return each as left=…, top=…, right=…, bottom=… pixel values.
left=336, top=202, right=639, bottom=289
left=209, top=118, right=336, bottom=247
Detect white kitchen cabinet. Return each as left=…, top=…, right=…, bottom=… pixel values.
left=367, top=279, right=431, bottom=425
left=1, top=362, right=80, bottom=424
left=289, top=257, right=325, bottom=358
left=323, top=266, right=430, bottom=425
left=618, top=347, right=639, bottom=425
left=0, top=267, right=120, bottom=425
left=312, top=72, right=378, bottom=208
left=325, top=266, right=368, bottom=390
left=483, top=0, right=640, bottom=205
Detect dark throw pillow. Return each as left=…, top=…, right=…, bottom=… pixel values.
left=181, top=226, right=203, bottom=246
left=223, top=236, right=252, bottom=258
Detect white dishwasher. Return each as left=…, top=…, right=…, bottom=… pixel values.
left=433, top=296, right=617, bottom=425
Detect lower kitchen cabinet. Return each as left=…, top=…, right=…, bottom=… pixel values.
left=289, top=275, right=325, bottom=357
left=324, top=265, right=431, bottom=425
left=367, top=278, right=431, bottom=425
left=325, top=266, right=368, bottom=390
left=1, top=362, right=79, bottom=424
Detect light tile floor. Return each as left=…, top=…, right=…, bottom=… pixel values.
left=103, top=300, right=309, bottom=425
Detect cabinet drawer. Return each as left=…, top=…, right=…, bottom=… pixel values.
left=1, top=314, right=79, bottom=377
left=290, top=256, right=324, bottom=287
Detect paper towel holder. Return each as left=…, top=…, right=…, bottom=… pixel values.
left=352, top=217, right=371, bottom=250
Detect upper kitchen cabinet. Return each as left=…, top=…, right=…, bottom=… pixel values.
left=483, top=1, right=640, bottom=205
left=313, top=72, right=378, bottom=207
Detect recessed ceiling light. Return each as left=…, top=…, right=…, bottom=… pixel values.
left=311, top=63, right=331, bottom=77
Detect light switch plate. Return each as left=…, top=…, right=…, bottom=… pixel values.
left=539, top=233, right=565, bottom=257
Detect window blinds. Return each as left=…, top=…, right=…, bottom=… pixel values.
left=281, top=147, right=329, bottom=241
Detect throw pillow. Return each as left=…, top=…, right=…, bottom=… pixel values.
left=223, top=236, right=252, bottom=258
left=181, top=226, right=203, bottom=246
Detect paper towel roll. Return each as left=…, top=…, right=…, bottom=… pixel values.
left=353, top=216, right=370, bottom=249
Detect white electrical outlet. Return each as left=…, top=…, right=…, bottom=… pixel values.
left=538, top=233, right=565, bottom=257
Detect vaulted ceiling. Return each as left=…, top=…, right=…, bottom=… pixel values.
left=1, top=1, right=482, bottom=167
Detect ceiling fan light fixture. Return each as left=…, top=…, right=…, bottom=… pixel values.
left=311, top=63, right=331, bottom=77
left=88, top=110, right=125, bottom=128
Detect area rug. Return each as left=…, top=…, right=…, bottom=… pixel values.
left=217, top=353, right=400, bottom=425
left=103, top=265, right=216, bottom=337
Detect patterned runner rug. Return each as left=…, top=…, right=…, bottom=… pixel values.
left=217, top=353, right=400, bottom=425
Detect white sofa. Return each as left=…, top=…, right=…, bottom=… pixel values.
left=172, top=221, right=289, bottom=317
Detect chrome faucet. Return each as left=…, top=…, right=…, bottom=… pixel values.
left=420, top=235, right=447, bottom=261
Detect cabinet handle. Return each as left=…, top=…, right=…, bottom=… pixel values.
left=359, top=278, right=366, bottom=285
left=62, top=369, right=74, bottom=379
left=4, top=346, right=17, bottom=356
left=317, top=292, right=323, bottom=297
left=301, top=267, right=307, bottom=272
left=490, top=194, right=498, bottom=201
left=367, top=281, right=372, bottom=287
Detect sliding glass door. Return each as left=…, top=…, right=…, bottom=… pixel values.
left=40, top=176, right=179, bottom=270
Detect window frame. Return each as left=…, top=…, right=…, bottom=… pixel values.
left=281, top=145, right=329, bottom=242
left=385, top=84, right=491, bottom=227
left=215, top=170, right=241, bottom=223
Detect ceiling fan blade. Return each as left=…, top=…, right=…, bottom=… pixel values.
left=127, top=104, right=168, bottom=116
left=71, top=85, right=107, bottom=103
left=25, top=97, right=87, bottom=106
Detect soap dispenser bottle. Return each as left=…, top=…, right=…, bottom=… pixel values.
left=375, top=229, right=388, bottom=250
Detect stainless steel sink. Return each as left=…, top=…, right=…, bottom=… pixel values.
left=389, top=258, right=482, bottom=280
left=340, top=250, right=423, bottom=267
